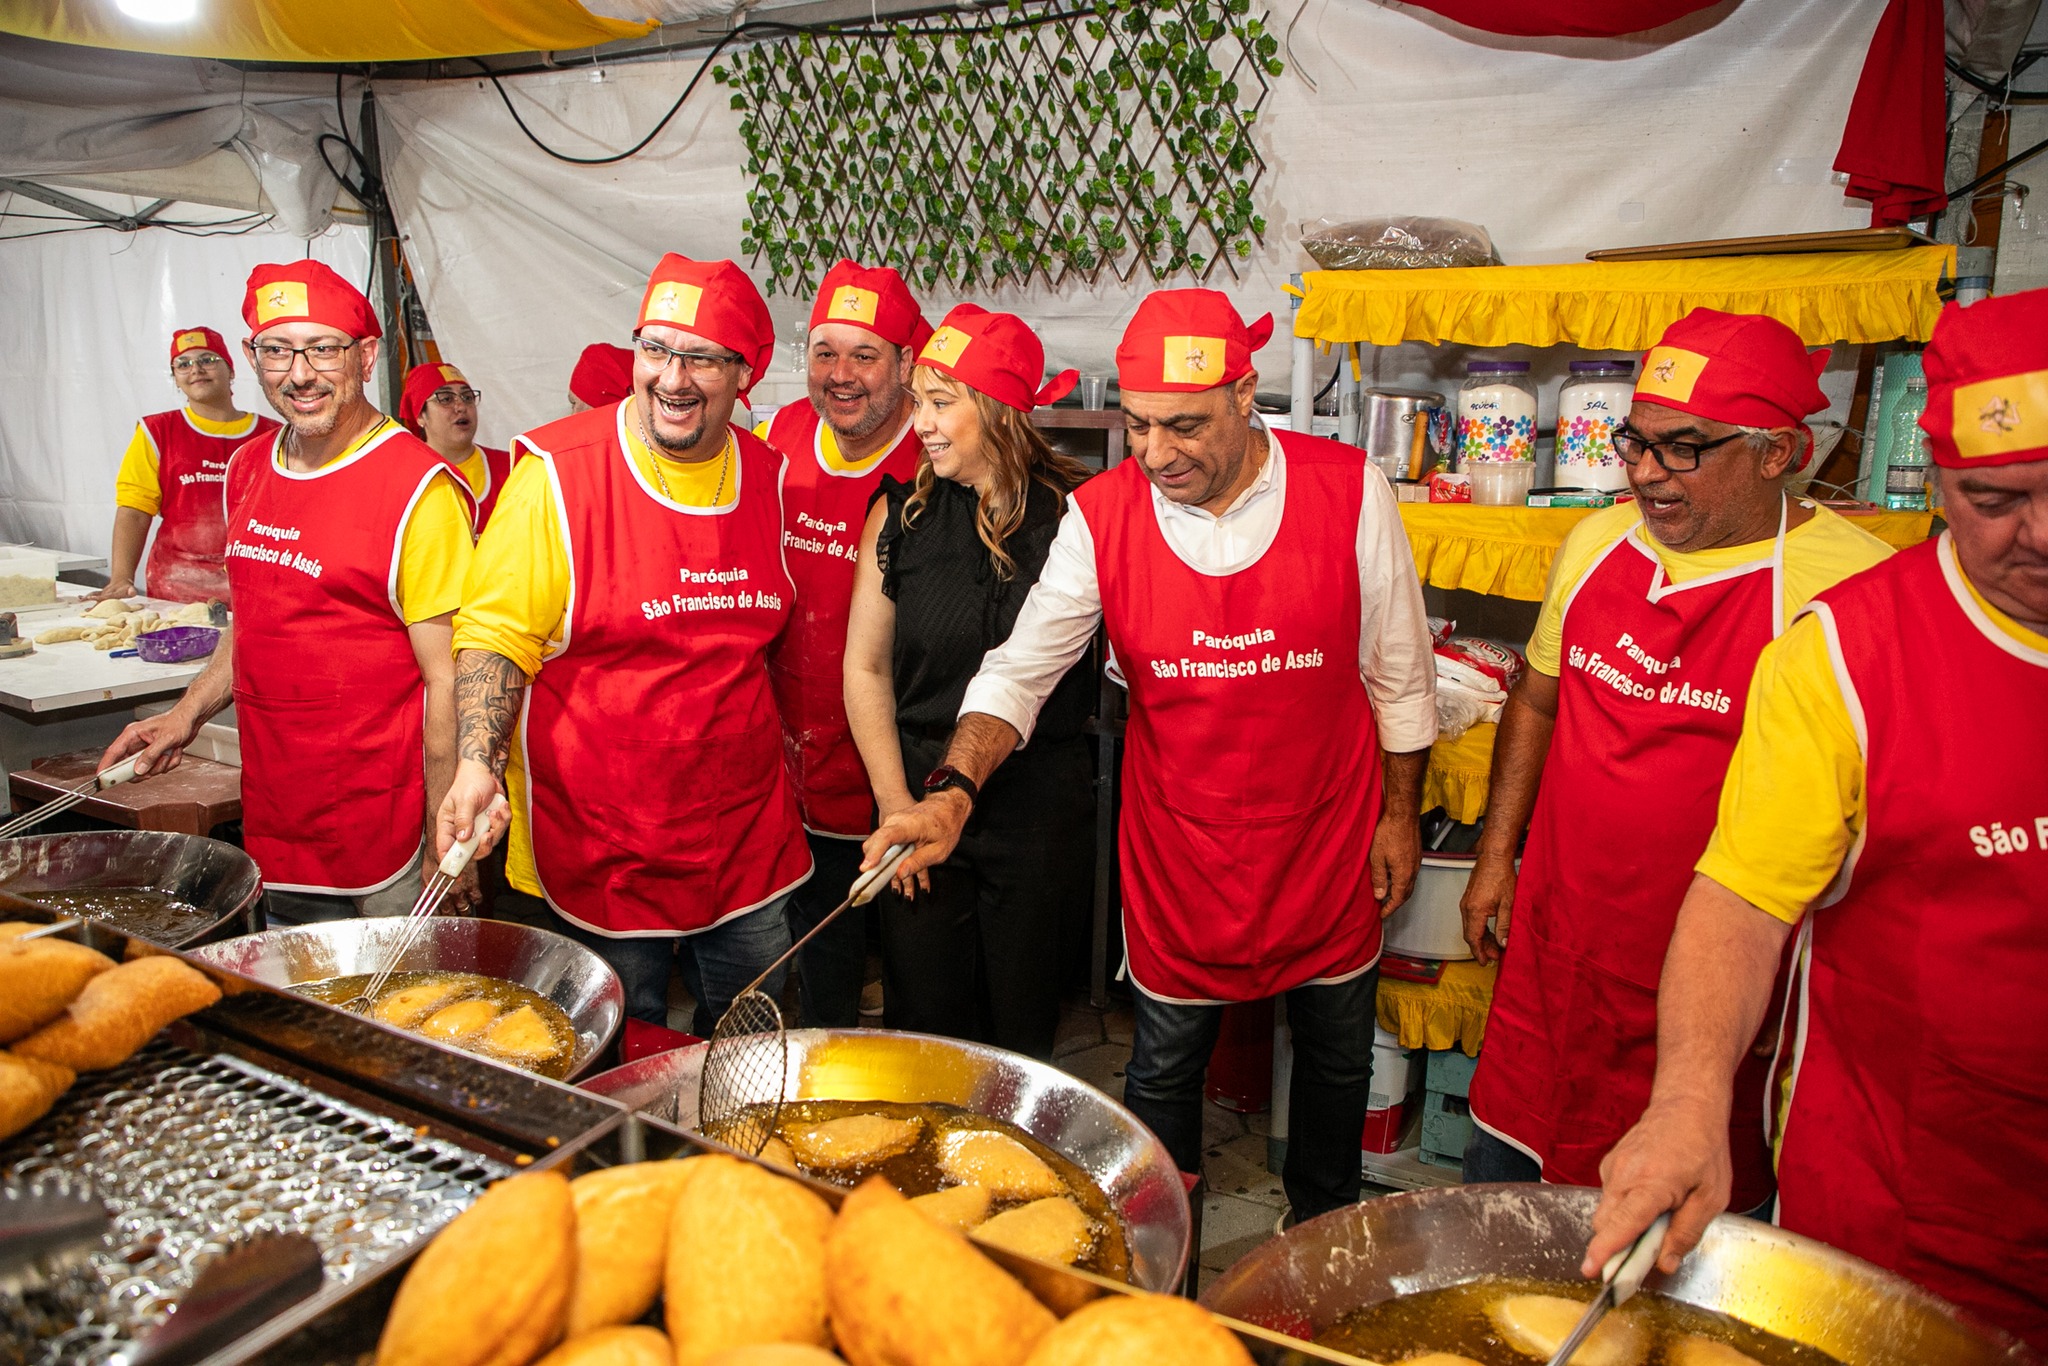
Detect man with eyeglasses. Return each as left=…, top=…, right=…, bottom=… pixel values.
left=399, top=362, right=512, bottom=532
left=440, top=254, right=811, bottom=1030
left=100, top=261, right=476, bottom=922
left=1458, top=309, right=1891, bottom=1208
left=1587, top=290, right=2048, bottom=1347
left=763, top=260, right=930, bottom=1027
left=97, top=326, right=280, bottom=603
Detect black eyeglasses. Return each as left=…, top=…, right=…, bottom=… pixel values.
left=1612, top=425, right=1748, bottom=473
left=247, top=338, right=359, bottom=374
left=633, top=335, right=744, bottom=376
left=428, top=388, right=482, bottom=407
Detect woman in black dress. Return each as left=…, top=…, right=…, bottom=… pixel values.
left=842, top=304, right=1097, bottom=1060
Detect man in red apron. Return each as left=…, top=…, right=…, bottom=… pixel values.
left=766, top=260, right=929, bottom=1026
left=1590, top=291, right=2048, bottom=1347
left=399, top=361, right=513, bottom=532
left=440, top=255, right=812, bottom=1030
left=99, top=326, right=279, bottom=603
left=1462, top=310, right=1890, bottom=1205
left=99, top=262, right=475, bottom=922
left=864, top=290, right=1439, bottom=1221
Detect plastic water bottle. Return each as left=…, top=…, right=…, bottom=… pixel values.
left=1885, top=378, right=1930, bottom=511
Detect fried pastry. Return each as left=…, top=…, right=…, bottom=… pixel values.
left=1486, top=1295, right=1645, bottom=1366
left=785, top=1113, right=922, bottom=1170
left=566, top=1160, right=700, bottom=1335
left=826, top=1177, right=1054, bottom=1366
left=1020, top=1294, right=1254, bottom=1366
left=419, top=998, right=502, bottom=1042
left=1399, top=1356, right=1485, bottom=1365
left=934, top=1130, right=1065, bottom=1201
left=1668, top=1340, right=1763, bottom=1366
left=372, top=978, right=472, bottom=1028
left=701, top=1348, right=845, bottom=1366
left=0, top=922, right=38, bottom=938
left=971, top=1196, right=1091, bottom=1266
left=11, top=955, right=218, bottom=1070
left=0, top=1050, right=75, bottom=1140
left=533, top=1325, right=672, bottom=1366
left=483, top=1005, right=558, bottom=1065
left=376, top=1169, right=574, bottom=1366
left=666, top=1154, right=835, bottom=1366
left=908, top=1184, right=992, bottom=1232
left=757, top=1135, right=800, bottom=1173
left=0, top=936, right=115, bottom=1043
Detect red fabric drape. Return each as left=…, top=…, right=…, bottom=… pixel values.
left=1834, top=0, right=1950, bottom=225
left=1396, top=0, right=1726, bottom=38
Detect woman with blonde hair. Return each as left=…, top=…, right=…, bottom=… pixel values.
left=843, top=304, right=1096, bottom=1058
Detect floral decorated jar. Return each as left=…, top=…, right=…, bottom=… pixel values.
left=1454, top=360, right=1536, bottom=466
left=1554, top=360, right=1635, bottom=491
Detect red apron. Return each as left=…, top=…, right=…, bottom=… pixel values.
left=223, top=424, right=449, bottom=893
left=764, top=404, right=922, bottom=836
left=448, top=444, right=512, bottom=533
left=519, top=405, right=812, bottom=936
left=1775, top=535, right=2048, bottom=1346
left=1470, top=506, right=1786, bottom=1208
left=1080, top=430, right=1383, bottom=1003
left=140, top=408, right=278, bottom=603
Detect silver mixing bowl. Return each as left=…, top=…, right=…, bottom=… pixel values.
left=1199, top=1183, right=2038, bottom=1364
left=581, top=1027, right=1192, bottom=1293
left=189, top=917, right=624, bottom=1079
left=0, top=830, right=262, bottom=947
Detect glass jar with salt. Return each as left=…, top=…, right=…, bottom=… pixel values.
left=1555, top=360, right=1635, bottom=491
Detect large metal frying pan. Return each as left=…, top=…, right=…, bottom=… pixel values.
left=0, top=830, right=262, bottom=947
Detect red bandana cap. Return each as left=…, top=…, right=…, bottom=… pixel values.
left=1635, top=308, right=1831, bottom=469
left=810, top=259, right=931, bottom=352
left=916, top=304, right=1078, bottom=412
left=399, top=362, right=471, bottom=436
left=242, top=260, right=381, bottom=341
left=569, top=343, right=635, bottom=409
left=1115, top=289, right=1273, bottom=393
left=1919, top=291, right=2048, bottom=469
left=635, top=254, right=774, bottom=399
left=170, top=326, right=231, bottom=374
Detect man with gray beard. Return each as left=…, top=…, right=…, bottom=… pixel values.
left=763, top=260, right=931, bottom=1026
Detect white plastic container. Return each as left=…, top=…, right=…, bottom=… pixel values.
left=1453, top=360, right=1537, bottom=467
left=1362, top=1025, right=1420, bottom=1153
left=1468, top=462, right=1536, bottom=506
left=1555, top=360, right=1635, bottom=492
left=0, top=545, right=59, bottom=608
left=1382, top=854, right=1478, bottom=961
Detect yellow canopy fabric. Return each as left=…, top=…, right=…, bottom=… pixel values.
left=1293, top=246, right=1956, bottom=351
left=1424, top=720, right=1496, bottom=825
left=0, top=0, right=652, bottom=63
left=1397, top=503, right=1934, bottom=601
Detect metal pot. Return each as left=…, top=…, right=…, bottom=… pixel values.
left=581, top=1027, right=1193, bottom=1294
left=1199, top=1183, right=2038, bottom=1364
left=188, top=917, right=625, bottom=1080
left=1381, top=853, right=1478, bottom=961
left=1362, top=388, right=1446, bottom=483
left=0, top=830, right=262, bottom=948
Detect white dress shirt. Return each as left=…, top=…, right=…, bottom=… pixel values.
left=960, top=428, right=1440, bottom=752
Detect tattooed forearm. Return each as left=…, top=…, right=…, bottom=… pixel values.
left=455, top=649, right=527, bottom=778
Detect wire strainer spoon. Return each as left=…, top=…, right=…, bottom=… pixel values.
left=699, top=842, right=912, bottom=1154
left=336, top=795, right=508, bottom=1014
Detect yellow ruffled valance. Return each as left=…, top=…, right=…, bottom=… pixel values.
left=1377, top=961, right=1498, bottom=1057
left=1424, top=721, right=1496, bottom=824
left=1292, top=247, right=1955, bottom=350
left=1399, top=504, right=1935, bottom=601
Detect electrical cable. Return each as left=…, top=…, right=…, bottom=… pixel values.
left=1950, top=130, right=2048, bottom=202
left=1947, top=54, right=2048, bottom=104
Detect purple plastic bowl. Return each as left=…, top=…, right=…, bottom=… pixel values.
left=135, top=625, right=219, bottom=663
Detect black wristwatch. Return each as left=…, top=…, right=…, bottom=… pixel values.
left=923, top=764, right=979, bottom=810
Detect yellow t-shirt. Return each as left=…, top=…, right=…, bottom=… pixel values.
left=1524, top=500, right=1895, bottom=676
left=450, top=447, right=488, bottom=503
left=1698, top=556, right=2048, bottom=923
left=114, top=408, right=263, bottom=516
left=453, top=402, right=740, bottom=895
left=756, top=411, right=900, bottom=474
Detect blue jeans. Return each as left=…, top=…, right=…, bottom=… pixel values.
left=1463, top=1126, right=1541, bottom=1183
left=785, top=832, right=869, bottom=1028
left=548, top=891, right=795, bottom=1031
left=1124, top=968, right=1378, bottom=1224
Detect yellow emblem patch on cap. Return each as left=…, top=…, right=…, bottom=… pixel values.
left=173, top=330, right=209, bottom=355
left=438, top=364, right=465, bottom=385
left=643, top=281, right=703, bottom=327
left=1162, top=335, right=1227, bottom=386
left=826, top=286, right=880, bottom=326
left=1950, top=369, right=2048, bottom=459
left=1636, top=346, right=1710, bottom=405
left=921, top=326, right=973, bottom=364
left=254, top=282, right=309, bottom=326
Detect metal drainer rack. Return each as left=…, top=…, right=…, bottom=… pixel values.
left=0, top=1039, right=510, bottom=1366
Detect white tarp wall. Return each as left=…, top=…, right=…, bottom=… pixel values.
left=0, top=224, right=370, bottom=560
left=379, top=0, right=1888, bottom=448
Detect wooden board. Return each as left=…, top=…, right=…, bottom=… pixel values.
left=1586, top=226, right=1935, bottom=262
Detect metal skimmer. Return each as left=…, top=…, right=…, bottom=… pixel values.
left=698, top=844, right=910, bottom=1155
left=0, top=757, right=139, bottom=842
left=336, top=795, right=507, bottom=1014
left=0, top=1039, right=510, bottom=1366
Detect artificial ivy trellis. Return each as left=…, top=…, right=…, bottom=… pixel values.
left=714, top=0, right=1280, bottom=295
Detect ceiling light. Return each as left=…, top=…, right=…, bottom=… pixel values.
left=116, top=0, right=199, bottom=21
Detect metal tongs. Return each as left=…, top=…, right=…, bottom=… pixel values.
left=1545, top=1214, right=1671, bottom=1366
left=0, top=755, right=141, bottom=840
left=337, top=795, right=508, bottom=1014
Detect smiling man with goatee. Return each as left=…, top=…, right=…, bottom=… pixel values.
left=441, top=253, right=813, bottom=1031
